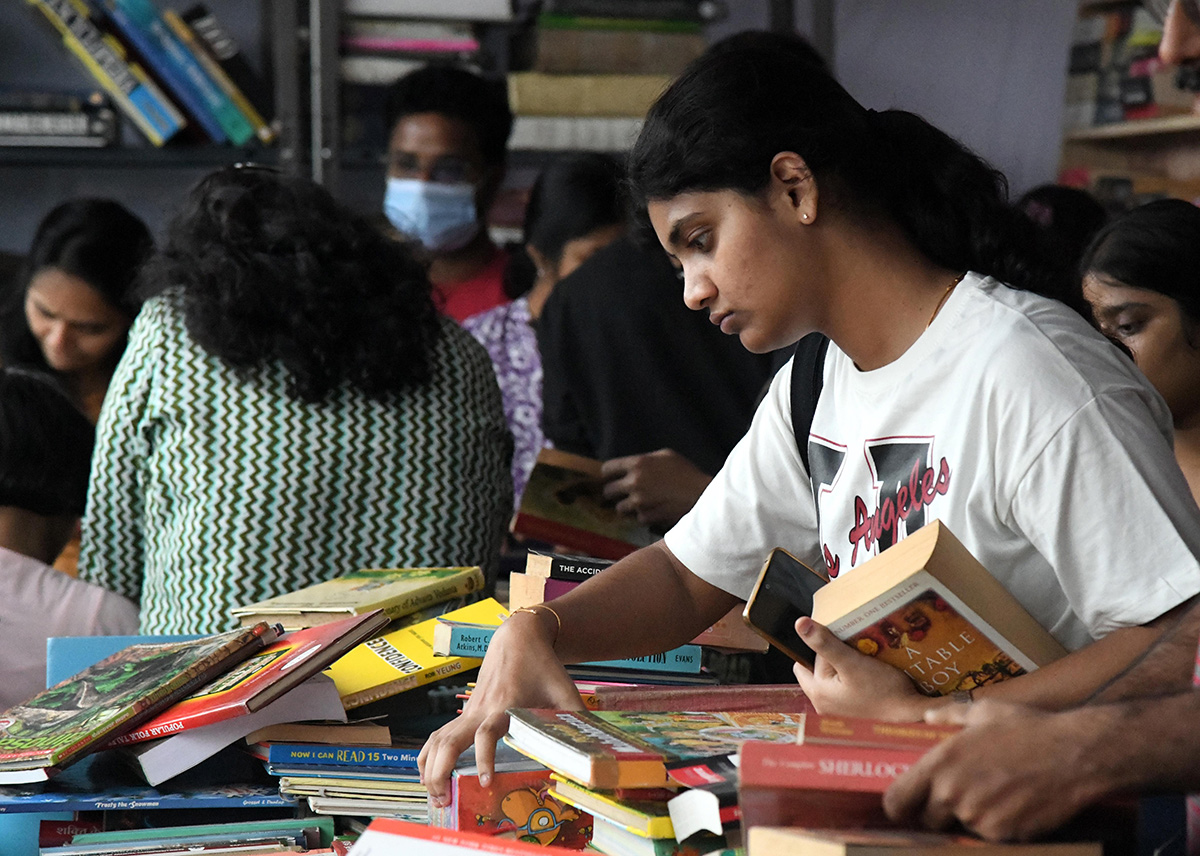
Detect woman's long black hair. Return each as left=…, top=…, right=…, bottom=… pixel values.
left=140, top=166, right=442, bottom=404
left=627, top=35, right=1068, bottom=301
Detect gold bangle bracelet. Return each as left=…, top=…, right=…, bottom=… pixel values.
left=510, top=604, right=562, bottom=646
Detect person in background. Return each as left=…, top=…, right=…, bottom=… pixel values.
left=463, top=152, right=626, bottom=508
left=382, top=64, right=514, bottom=323
left=1081, top=199, right=1200, bottom=504
left=419, top=32, right=1200, bottom=799
left=1015, top=183, right=1109, bottom=303
left=2, top=199, right=151, bottom=423
left=0, top=367, right=138, bottom=710
left=79, top=166, right=511, bottom=635
left=885, top=2, right=1200, bottom=847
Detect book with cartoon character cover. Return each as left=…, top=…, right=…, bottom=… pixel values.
left=0, top=622, right=278, bottom=784
left=810, top=521, right=1067, bottom=697
left=229, top=566, right=485, bottom=631
left=504, top=710, right=804, bottom=790
left=511, top=449, right=657, bottom=561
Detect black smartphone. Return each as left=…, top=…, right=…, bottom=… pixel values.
left=742, top=548, right=829, bottom=668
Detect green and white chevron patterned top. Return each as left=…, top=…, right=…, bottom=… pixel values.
left=79, top=292, right=513, bottom=635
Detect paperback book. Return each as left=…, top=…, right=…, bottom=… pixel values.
left=252, top=741, right=420, bottom=772
left=504, top=710, right=804, bottom=790
left=324, top=598, right=505, bottom=709
left=0, top=623, right=277, bottom=784
left=231, top=565, right=485, bottom=630
left=746, top=827, right=1102, bottom=856
left=524, top=551, right=614, bottom=583
left=810, top=521, right=1066, bottom=697
left=511, top=449, right=657, bottom=560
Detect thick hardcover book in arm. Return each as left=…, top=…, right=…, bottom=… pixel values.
left=811, top=521, right=1067, bottom=697
left=231, top=566, right=485, bottom=631
left=0, top=623, right=278, bottom=783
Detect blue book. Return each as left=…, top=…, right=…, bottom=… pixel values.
left=260, top=742, right=421, bottom=771
left=93, top=0, right=255, bottom=143
left=433, top=621, right=703, bottom=674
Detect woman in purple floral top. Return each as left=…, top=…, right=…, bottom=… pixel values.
left=463, top=154, right=626, bottom=506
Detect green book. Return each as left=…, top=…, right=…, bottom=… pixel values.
left=0, top=623, right=278, bottom=784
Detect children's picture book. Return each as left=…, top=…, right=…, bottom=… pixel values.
left=230, top=566, right=485, bottom=630
left=112, top=611, right=387, bottom=746
left=121, top=674, right=347, bottom=786
left=525, top=551, right=614, bottom=583
left=549, top=773, right=676, bottom=839
left=745, top=827, right=1102, bottom=856
left=511, top=449, right=658, bottom=560
left=429, top=743, right=592, bottom=848
left=325, top=598, right=506, bottom=709
left=811, top=521, right=1067, bottom=697
left=504, top=710, right=804, bottom=790
left=576, top=683, right=809, bottom=713
left=0, top=623, right=278, bottom=783
left=251, top=740, right=421, bottom=771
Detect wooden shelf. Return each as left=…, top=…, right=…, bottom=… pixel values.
left=1065, top=113, right=1200, bottom=141
left=0, top=144, right=275, bottom=169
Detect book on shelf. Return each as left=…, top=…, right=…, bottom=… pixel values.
left=511, top=448, right=657, bottom=557
left=428, top=743, right=593, bottom=848
left=507, top=73, right=673, bottom=117
left=504, top=710, right=803, bottom=790
left=529, top=23, right=707, bottom=75
left=525, top=550, right=614, bottom=582
left=746, top=827, right=1102, bottom=856
left=509, top=115, right=645, bottom=153
left=111, top=610, right=387, bottom=746
left=180, top=3, right=271, bottom=117
left=161, top=8, right=274, bottom=144
left=348, top=817, right=587, bottom=855
left=0, top=622, right=278, bottom=784
left=24, top=0, right=187, bottom=146
left=92, top=0, right=256, bottom=144
left=341, top=19, right=480, bottom=55
left=341, top=0, right=514, bottom=20
left=120, top=674, right=347, bottom=786
left=540, top=0, right=728, bottom=22
left=324, top=597, right=506, bottom=709
left=0, top=90, right=119, bottom=147
left=231, top=565, right=485, bottom=630
left=810, top=520, right=1067, bottom=698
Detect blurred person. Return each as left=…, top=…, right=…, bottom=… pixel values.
left=0, top=367, right=138, bottom=710
left=382, top=64, right=515, bottom=323
left=463, top=152, right=626, bottom=507
left=79, top=166, right=511, bottom=635
left=2, top=199, right=151, bottom=423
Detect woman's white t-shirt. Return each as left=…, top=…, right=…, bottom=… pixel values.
left=665, top=273, right=1200, bottom=650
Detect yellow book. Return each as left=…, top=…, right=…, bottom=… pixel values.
left=325, top=598, right=507, bottom=709
left=230, top=566, right=485, bottom=631
left=811, top=521, right=1066, bottom=696
left=506, top=72, right=673, bottom=117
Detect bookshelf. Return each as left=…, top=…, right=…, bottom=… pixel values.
left=1059, top=0, right=1200, bottom=205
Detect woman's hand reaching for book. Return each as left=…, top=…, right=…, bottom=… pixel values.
left=791, top=617, right=933, bottom=721
left=417, top=607, right=586, bottom=807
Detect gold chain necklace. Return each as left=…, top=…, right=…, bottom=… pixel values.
left=927, top=272, right=967, bottom=328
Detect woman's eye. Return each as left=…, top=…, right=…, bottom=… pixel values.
left=688, top=231, right=711, bottom=252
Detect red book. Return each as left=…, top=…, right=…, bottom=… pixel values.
left=351, top=818, right=579, bottom=854
left=801, top=712, right=960, bottom=750
left=110, top=611, right=388, bottom=745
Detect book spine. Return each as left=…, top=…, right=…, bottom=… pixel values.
left=341, top=35, right=481, bottom=54
left=739, top=741, right=920, bottom=793
left=0, top=109, right=117, bottom=147
left=266, top=743, right=420, bottom=770
left=542, top=0, right=725, bottom=23
left=526, top=552, right=614, bottom=582
left=581, top=645, right=703, bottom=675
left=162, top=9, right=274, bottom=144
left=180, top=4, right=271, bottom=113
left=381, top=567, right=487, bottom=621
left=340, top=655, right=479, bottom=709
left=25, top=0, right=185, bottom=145
left=538, top=12, right=703, bottom=33
left=102, top=0, right=255, bottom=144
left=340, top=0, right=513, bottom=20
left=510, top=511, right=643, bottom=559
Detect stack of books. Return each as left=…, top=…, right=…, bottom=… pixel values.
left=25, top=0, right=273, bottom=147
left=502, top=708, right=805, bottom=856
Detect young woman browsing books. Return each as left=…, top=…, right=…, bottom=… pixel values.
left=418, top=34, right=1200, bottom=802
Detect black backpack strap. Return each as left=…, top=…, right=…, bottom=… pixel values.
left=789, top=333, right=830, bottom=474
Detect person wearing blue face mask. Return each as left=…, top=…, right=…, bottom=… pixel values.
left=383, top=64, right=515, bottom=323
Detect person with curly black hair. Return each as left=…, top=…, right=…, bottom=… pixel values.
left=382, top=63, right=515, bottom=323
left=78, top=166, right=512, bottom=635
left=2, top=199, right=152, bottom=423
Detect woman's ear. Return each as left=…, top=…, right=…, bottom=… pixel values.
left=770, top=151, right=818, bottom=225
